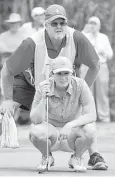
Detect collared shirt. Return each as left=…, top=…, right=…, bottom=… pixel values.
left=45, top=30, right=66, bottom=59
left=0, top=30, right=25, bottom=54
left=20, top=22, right=45, bottom=39
left=32, top=76, right=94, bottom=127
left=82, top=31, right=113, bottom=63
left=0, top=29, right=26, bottom=66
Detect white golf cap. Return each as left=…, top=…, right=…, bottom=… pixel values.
left=5, top=13, right=22, bottom=23
left=31, top=7, right=45, bottom=18
left=51, top=56, right=73, bottom=74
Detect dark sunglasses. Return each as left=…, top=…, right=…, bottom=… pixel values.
left=56, top=72, right=70, bottom=76
left=50, top=21, right=67, bottom=27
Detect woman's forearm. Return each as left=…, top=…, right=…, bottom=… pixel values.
left=30, top=98, right=46, bottom=124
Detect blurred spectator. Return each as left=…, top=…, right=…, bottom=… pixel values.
left=20, top=7, right=45, bottom=38
left=0, top=13, right=25, bottom=66
left=81, top=16, right=113, bottom=122
left=0, top=13, right=25, bottom=119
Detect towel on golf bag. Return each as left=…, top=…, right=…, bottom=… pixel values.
left=1, top=110, right=19, bottom=148
left=0, top=113, right=3, bottom=136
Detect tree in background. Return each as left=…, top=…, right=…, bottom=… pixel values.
left=0, top=0, right=114, bottom=38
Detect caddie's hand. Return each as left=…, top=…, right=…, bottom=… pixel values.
left=0, top=100, right=19, bottom=115
left=39, top=80, right=50, bottom=98
left=59, top=122, right=73, bottom=141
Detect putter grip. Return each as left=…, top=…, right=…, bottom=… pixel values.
left=45, top=63, right=50, bottom=81
left=45, top=64, right=50, bottom=97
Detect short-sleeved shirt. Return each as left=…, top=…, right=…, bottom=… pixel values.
left=0, top=30, right=25, bottom=54
left=32, top=76, right=95, bottom=127
left=6, top=29, right=99, bottom=83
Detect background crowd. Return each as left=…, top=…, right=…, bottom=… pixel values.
left=0, top=0, right=115, bottom=124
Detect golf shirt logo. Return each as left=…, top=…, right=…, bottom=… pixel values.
left=56, top=9, right=59, bottom=13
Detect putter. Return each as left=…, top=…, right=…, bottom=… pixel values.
left=46, top=94, right=49, bottom=170
left=38, top=94, right=49, bottom=174
left=46, top=61, right=50, bottom=171
left=38, top=61, right=50, bottom=174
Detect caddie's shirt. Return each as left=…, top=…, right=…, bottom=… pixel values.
left=32, top=77, right=95, bottom=127
left=6, top=29, right=99, bottom=87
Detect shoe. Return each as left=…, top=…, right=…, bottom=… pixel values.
left=68, top=154, right=87, bottom=172
left=87, top=152, right=108, bottom=170
left=37, top=153, right=54, bottom=173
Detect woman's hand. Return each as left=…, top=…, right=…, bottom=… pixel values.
left=39, top=80, right=50, bottom=98
left=59, top=122, right=73, bottom=141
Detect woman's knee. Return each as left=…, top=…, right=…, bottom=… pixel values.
left=29, top=134, right=37, bottom=143
left=29, top=124, right=46, bottom=141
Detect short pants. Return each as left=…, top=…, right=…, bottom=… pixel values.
left=51, top=127, right=73, bottom=152
left=30, top=123, right=73, bottom=153
left=13, top=73, right=35, bottom=111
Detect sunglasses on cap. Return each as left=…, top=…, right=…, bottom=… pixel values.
left=50, top=21, right=67, bottom=27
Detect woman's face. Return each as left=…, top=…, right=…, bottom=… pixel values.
left=45, top=18, right=67, bottom=40
left=88, top=21, right=100, bottom=33
left=33, top=14, right=45, bottom=26
left=53, top=71, right=72, bottom=89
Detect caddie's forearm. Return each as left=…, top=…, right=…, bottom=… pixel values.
left=84, top=61, right=100, bottom=88
left=1, top=63, right=14, bottom=100
left=30, top=98, right=46, bottom=124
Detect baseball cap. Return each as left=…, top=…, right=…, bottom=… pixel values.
left=45, top=4, right=67, bottom=22
left=5, top=13, right=22, bottom=23
left=31, top=7, right=45, bottom=18
left=51, top=56, right=73, bottom=74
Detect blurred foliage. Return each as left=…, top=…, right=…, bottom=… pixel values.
left=1, top=1, right=115, bottom=64
left=0, top=0, right=115, bottom=44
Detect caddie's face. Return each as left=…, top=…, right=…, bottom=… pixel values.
left=53, top=71, right=72, bottom=89
left=45, top=18, right=67, bottom=40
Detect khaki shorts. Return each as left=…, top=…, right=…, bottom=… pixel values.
left=13, top=73, right=35, bottom=110
left=51, top=127, right=73, bottom=152
left=30, top=123, right=73, bottom=152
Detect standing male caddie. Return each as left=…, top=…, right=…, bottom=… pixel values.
left=0, top=4, right=107, bottom=170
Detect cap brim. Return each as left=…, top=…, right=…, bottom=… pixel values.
left=5, top=20, right=22, bottom=23
left=53, top=68, right=73, bottom=74
left=46, top=15, right=67, bottom=23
